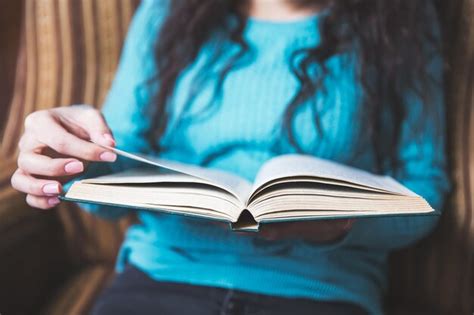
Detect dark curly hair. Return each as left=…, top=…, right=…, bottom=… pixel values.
left=147, top=0, right=442, bottom=173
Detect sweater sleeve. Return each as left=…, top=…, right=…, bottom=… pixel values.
left=348, top=102, right=450, bottom=250
left=74, top=0, right=168, bottom=219
left=297, top=5, right=450, bottom=252
left=343, top=10, right=451, bottom=251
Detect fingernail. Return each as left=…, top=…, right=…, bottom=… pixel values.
left=48, top=197, right=60, bottom=206
left=100, top=151, right=117, bottom=162
left=103, top=133, right=116, bottom=146
left=65, top=161, right=84, bottom=174
left=43, top=183, right=60, bottom=194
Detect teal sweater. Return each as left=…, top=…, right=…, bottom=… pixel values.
left=82, top=1, right=450, bottom=314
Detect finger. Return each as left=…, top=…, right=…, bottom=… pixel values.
left=292, top=219, right=354, bottom=235
left=56, top=106, right=116, bottom=147
left=36, top=116, right=116, bottom=162
left=11, top=169, right=62, bottom=196
left=18, top=133, right=38, bottom=152
left=259, top=224, right=287, bottom=241
left=259, top=219, right=355, bottom=242
left=294, top=219, right=355, bottom=242
left=26, top=194, right=61, bottom=210
left=341, top=219, right=355, bottom=231
left=18, top=152, right=84, bottom=176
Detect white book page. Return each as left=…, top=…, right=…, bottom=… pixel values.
left=253, top=154, right=416, bottom=196
left=103, top=146, right=252, bottom=202
left=83, top=168, right=210, bottom=185
left=68, top=181, right=241, bottom=220
left=81, top=168, right=243, bottom=208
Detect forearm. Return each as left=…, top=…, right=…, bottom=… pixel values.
left=345, top=171, right=450, bottom=250
left=347, top=215, right=440, bottom=250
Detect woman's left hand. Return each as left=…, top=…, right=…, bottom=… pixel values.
left=259, top=219, right=355, bottom=244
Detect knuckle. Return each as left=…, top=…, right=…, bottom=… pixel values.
left=10, top=171, right=19, bottom=189
left=26, top=195, right=38, bottom=208
left=24, top=112, right=37, bottom=129
left=83, top=107, right=101, bottom=119
left=17, top=154, right=27, bottom=170
left=25, top=195, right=33, bottom=207
left=73, top=104, right=93, bottom=110
left=24, top=110, right=48, bottom=129
left=89, top=107, right=100, bottom=115
left=18, top=135, right=28, bottom=151
left=53, top=139, right=69, bottom=153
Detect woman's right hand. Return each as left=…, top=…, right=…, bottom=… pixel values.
left=11, top=105, right=118, bottom=209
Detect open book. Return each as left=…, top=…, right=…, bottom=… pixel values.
left=63, top=148, right=436, bottom=231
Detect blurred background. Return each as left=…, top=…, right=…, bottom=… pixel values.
left=0, top=1, right=472, bottom=314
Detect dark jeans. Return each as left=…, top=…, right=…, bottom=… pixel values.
left=91, top=265, right=368, bottom=315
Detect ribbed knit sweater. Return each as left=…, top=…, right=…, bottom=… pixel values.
left=80, top=1, right=450, bottom=314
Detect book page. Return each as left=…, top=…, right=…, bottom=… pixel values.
left=253, top=154, right=416, bottom=196
left=103, top=146, right=252, bottom=202
left=67, top=179, right=241, bottom=220
left=82, top=168, right=243, bottom=208
left=82, top=168, right=209, bottom=185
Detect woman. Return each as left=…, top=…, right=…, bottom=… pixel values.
left=11, top=0, right=450, bottom=314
